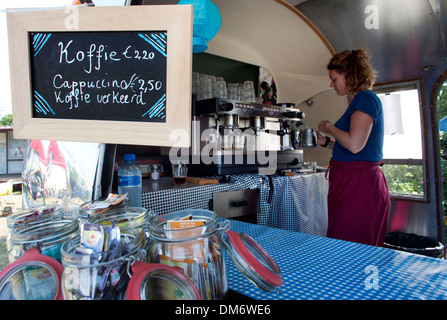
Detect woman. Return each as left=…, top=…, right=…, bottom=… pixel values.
left=317, top=49, right=390, bottom=246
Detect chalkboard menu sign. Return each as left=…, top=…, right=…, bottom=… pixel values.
left=30, top=31, right=167, bottom=122
left=7, top=5, right=193, bottom=147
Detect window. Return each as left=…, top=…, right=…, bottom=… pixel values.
left=373, top=80, right=425, bottom=200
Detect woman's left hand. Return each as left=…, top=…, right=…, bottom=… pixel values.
left=317, top=131, right=327, bottom=146
left=318, top=120, right=331, bottom=133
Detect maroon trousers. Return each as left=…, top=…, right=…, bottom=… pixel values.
left=326, top=160, right=391, bottom=246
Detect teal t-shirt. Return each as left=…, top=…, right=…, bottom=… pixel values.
left=331, top=90, right=384, bottom=162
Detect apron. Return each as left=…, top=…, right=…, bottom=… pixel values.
left=326, top=160, right=391, bottom=246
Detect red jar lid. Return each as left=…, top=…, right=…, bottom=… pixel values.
left=225, top=230, right=282, bottom=292
left=0, top=248, right=64, bottom=300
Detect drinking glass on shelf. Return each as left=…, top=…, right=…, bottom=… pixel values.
left=192, top=72, right=199, bottom=96
left=244, top=81, right=255, bottom=102
left=208, top=75, right=216, bottom=98
left=171, top=162, right=188, bottom=185
left=199, top=74, right=212, bottom=100
left=216, top=79, right=227, bottom=99
left=227, top=83, right=237, bottom=99
left=236, top=83, right=244, bottom=101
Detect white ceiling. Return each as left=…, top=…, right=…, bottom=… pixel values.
left=206, top=0, right=334, bottom=104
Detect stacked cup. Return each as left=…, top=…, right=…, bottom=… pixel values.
left=227, top=83, right=237, bottom=99
left=244, top=81, right=255, bottom=102
left=216, top=77, right=227, bottom=99
left=236, top=83, right=244, bottom=101
left=192, top=72, right=199, bottom=96
left=194, top=73, right=257, bottom=102
left=198, top=74, right=212, bottom=100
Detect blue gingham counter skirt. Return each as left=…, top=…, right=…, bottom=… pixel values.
left=141, top=174, right=262, bottom=215
left=226, top=219, right=447, bottom=300
left=257, top=173, right=328, bottom=236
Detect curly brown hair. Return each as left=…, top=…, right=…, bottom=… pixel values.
left=327, top=49, right=376, bottom=93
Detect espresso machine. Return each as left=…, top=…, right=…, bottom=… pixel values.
left=187, top=97, right=317, bottom=176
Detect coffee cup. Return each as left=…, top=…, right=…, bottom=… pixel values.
left=171, top=162, right=188, bottom=185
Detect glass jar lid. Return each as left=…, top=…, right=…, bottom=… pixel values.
left=0, top=248, right=63, bottom=300
left=10, top=215, right=79, bottom=246
left=7, top=204, right=64, bottom=229
left=149, top=209, right=219, bottom=242
left=224, top=230, right=282, bottom=293
left=126, top=261, right=202, bottom=300
left=79, top=196, right=131, bottom=220
left=87, top=207, right=149, bottom=229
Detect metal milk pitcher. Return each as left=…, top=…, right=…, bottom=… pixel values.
left=301, top=128, right=317, bottom=147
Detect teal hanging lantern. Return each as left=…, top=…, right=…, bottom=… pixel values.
left=178, top=0, right=222, bottom=53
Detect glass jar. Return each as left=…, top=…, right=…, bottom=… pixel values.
left=8, top=215, right=79, bottom=264
left=0, top=248, right=64, bottom=300
left=6, top=205, right=65, bottom=253
left=6, top=205, right=65, bottom=230
left=60, top=227, right=145, bottom=300
left=150, top=164, right=161, bottom=181
left=86, top=207, right=152, bottom=244
left=147, top=209, right=283, bottom=300
left=78, top=196, right=131, bottom=224
left=147, top=209, right=228, bottom=300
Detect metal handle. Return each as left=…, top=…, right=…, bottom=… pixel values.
left=230, top=200, right=248, bottom=207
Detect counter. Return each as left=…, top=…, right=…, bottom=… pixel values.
left=227, top=219, right=447, bottom=300
left=141, top=172, right=329, bottom=236
left=141, top=174, right=262, bottom=215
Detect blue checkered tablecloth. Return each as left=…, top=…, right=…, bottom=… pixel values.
left=257, top=172, right=328, bottom=236
left=226, top=219, right=447, bottom=300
